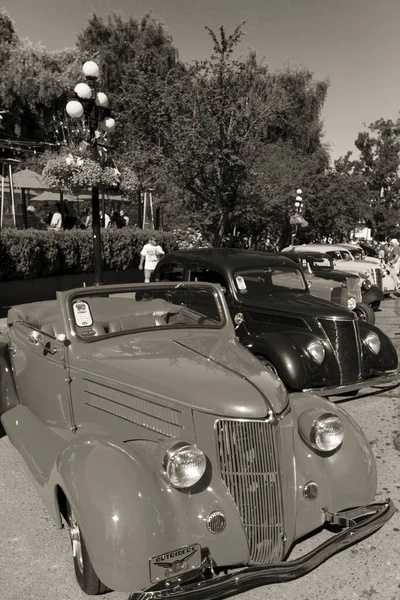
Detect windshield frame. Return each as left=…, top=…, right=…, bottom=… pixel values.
left=63, top=282, right=228, bottom=343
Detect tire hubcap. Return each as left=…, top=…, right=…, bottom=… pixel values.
left=69, top=510, right=84, bottom=573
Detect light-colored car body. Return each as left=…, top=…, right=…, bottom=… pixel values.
left=282, top=243, right=384, bottom=290
left=0, top=283, right=394, bottom=599
left=338, top=243, right=396, bottom=295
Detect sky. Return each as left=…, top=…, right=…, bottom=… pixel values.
left=2, top=0, right=400, bottom=162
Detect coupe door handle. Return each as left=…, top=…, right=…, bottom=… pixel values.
left=8, top=346, right=17, bottom=356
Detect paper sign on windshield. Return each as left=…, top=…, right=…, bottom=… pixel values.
left=236, top=276, right=247, bottom=291
left=73, top=301, right=93, bottom=328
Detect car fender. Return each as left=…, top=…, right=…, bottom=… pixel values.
left=362, top=285, right=384, bottom=305
left=53, top=436, right=248, bottom=593
left=243, top=331, right=334, bottom=391
left=0, top=334, right=19, bottom=415
left=357, top=321, right=398, bottom=371
left=289, top=392, right=377, bottom=541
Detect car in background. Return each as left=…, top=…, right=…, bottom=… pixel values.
left=338, top=243, right=396, bottom=296
left=1, top=282, right=395, bottom=599
left=155, top=249, right=399, bottom=396
left=282, top=243, right=385, bottom=290
left=282, top=250, right=384, bottom=323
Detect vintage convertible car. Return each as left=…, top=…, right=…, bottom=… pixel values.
left=154, top=249, right=399, bottom=396
left=282, top=250, right=384, bottom=323
left=0, top=283, right=394, bottom=599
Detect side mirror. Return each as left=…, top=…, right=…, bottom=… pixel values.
left=28, top=331, right=44, bottom=348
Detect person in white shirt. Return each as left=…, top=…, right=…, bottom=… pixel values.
left=49, top=204, right=62, bottom=230
left=139, top=237, right=164, bottom=282
left=100, top=211, right=111, bottom=228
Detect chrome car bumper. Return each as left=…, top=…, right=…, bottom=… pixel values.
left=130, top=499, right=394, bottom=600
left=304, top=371, right=400, bottom=397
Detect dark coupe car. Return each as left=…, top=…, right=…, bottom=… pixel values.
left=154, top=249, right=399, bottom=396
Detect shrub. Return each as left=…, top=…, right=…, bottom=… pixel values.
left=0, top=228, right=178, bottom=282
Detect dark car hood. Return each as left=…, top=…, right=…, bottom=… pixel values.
left=76, top=330, right=288, bottom=418
left=239, top=292, right=354, bottom=319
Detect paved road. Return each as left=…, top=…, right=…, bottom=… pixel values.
left=0, top=302, right=400, bottom=600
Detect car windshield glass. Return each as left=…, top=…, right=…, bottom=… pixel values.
left=234, top=266, right=307, bottom=297
left=311, top=257, right=333, bottom=271
left=68, top=284, right=225, bottom=341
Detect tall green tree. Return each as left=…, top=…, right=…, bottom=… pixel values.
left=121, top=24, right=330, bottom=244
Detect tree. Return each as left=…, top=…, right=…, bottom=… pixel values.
left=0, top=11, right=80, bottom=143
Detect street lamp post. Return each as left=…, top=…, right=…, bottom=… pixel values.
left=290, top=188, right=304, bottom=245
left=65, top=60, right=116, bottom=286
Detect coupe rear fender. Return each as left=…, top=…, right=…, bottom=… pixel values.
left=53, top=436, right=248, bottom=593
left=361, top=286, right=384, bottom=305
left=244, top=331, right=333, bottom=391
left=0, top=335, right=18, bottom=415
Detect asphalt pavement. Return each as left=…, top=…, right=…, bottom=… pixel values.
left=0, top=301, right=400, bottom=600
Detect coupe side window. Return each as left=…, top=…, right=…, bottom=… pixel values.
left=159, top=263, right=184, bottom=282
left=189, top=267, right=228, bottom=290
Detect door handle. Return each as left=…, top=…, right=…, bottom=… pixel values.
left=8, top=346, right=17, bottom=356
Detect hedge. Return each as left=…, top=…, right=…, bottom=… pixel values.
left=0, top=228, right=179, bottom=282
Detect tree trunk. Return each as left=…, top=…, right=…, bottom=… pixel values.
left=214, top=210, right=230, bottom=247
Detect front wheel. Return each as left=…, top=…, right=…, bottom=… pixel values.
left=255, top=355, right=280, bottom=376
left=66, top=501, right=108, bottom=595
left=353, top=302, right=376, bottom=324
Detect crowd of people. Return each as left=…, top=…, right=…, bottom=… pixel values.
left=25, top=203, right=133, bottom=231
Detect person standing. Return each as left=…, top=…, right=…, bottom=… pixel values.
left=388, top=238, right=400, bottom=291
left=139, top=237, right=164, bottom=282
left=49, top=203, right=62, bottom=230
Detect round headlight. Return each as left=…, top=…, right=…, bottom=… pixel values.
left=364, top=331, right=381, bottom=355
left=163, top=442, right=206, bottom=488
left=347, top=297, right=357, bottom=310
left=307, top=340, right=325, bottom=365
left=311, top=413, right=345, bottom=452
left=362, top=279, right=372, bottom=291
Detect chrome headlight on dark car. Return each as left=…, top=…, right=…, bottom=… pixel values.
left=299, top=409, right=345, bottom=452
left=347, top=298, right=357, bottom=310
left=160, top=441, right=207, bottom=488
left=307, top=340, right=325, bottom=365
left=363, top=331, right=381, bottom=355
left=362, top=279, right=372, bottom=291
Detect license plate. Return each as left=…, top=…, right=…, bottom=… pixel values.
left=149, top=543, right=202, bottom=583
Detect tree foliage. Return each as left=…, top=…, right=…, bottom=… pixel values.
left=120, top=24, right=330, bottom=243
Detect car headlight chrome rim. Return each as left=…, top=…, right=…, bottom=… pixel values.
left=162, top=441, right=207, bottom=488
left=298, top=410, right=345, bottom=453
left=347, top=297, right=357, bottom=310
left=362, top=279, right=372, bottom=291
left=364, top=331, right=381, bottom=355
left=311, top=413, right=345, bottom=452
left=307, top=340, right=325, bottom=365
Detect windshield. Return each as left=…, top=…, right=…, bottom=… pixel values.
left=68, top=284, right=225, bottom=341
left=311, top=256, right=334, bottom=271
left=234, top=266, right=307, bottom=297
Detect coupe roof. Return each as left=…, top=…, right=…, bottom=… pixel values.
left=164, top=248, right=299, bottom=271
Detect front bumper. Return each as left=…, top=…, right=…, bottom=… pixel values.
left=130, top=499, right=394, bottom=600
left=304, top=371, right=400, bottom=397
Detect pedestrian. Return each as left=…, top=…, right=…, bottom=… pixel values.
left=388, top=238, right=400, bottom=291
left=49, top=203, right=62, bottom=230
left=120, top=209, right=129, bottom=227
left=139, top=236, right=165, bottom=282
left=100, top=210, right=111, bottom=228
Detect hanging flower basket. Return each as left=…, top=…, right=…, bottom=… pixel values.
left=290, top=215, right=308, bottom=227
left=42, top=153, right=138, bottom=196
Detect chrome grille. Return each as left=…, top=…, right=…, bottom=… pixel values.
left=319, top=319, right=362, bottom=384
left=374, top=268, right=383, bottom=290
left=346, top=276, right=362, bottom=302
left=215, top=419, right=285, bottom=565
